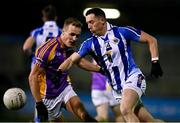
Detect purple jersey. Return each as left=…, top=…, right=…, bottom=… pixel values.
left=35, top=38, right=73, bottom=98
left=91, top=72, right=107, bottom=90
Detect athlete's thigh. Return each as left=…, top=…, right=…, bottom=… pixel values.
left=42, top=96, right=63, bottom=120
left=123, top=71, right=146, bottom=98
left=96, top=103, right=109, bottom=118
left=65, top=96, right=79, bottom=113
left=135, top=103, right=154, bottom=122
left=111, top=104, right=125, bottom=122
left=65, top=96, right=85, bottom=115
left=121, top=89, right=139, bottom=110
left=121, top=72, right=146, bottom=109
left=63, top=85, right=78, bottom=114
left=43, top=85, right=76, bottom=120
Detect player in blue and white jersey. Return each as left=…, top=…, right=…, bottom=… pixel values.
left=58, top=8, right=163, bottom=122
left=29, top=17, right=99, bottom=122
left=23, top=5, right=61, bottom=68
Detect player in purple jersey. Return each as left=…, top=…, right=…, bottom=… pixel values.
left=23, top=5, right=62, bottom=122
left=28, top=17, right=99, bottom=122
left=23, top=5, right=61, bottom=68
left=58, top=8, right=163, bottom=122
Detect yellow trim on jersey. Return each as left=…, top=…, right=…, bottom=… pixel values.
left=106, top=81, right=112, bottom=91
left=38, top=74, right=46, bottom=98
left=35, top=39, right=54, bottom=57
left=47, top=43, right=58, bottom=62
left=38, top=39, right=56, bottom=59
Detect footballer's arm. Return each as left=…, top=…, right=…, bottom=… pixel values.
left=58, top=52, right=81, bottom=72
left=29, top=64, right=44, bottom=102
left=76, top=58, right=101, bottom=72
left=23, top=36, right=35, bottom=55
left=139, top=31, right=159, bottom=59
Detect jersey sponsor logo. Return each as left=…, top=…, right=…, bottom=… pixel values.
left=56, top=52, right=62, bottom=57
left=103, top=51, right=113, bottom=62
left=109, top=37, right=119, bottom=44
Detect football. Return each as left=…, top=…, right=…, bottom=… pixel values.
left=3, top=87, right=27, bottom=110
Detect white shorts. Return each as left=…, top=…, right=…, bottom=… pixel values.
left=123, top=72, right=146, bottom=98
left=91, top=89, right=120, bottom=107
left=112, top=70, right=146, bottom=100
left=35, top=85, right=77, bottom=121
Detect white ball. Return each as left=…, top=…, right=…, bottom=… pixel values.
left=3, top=87, right=27, bottom=110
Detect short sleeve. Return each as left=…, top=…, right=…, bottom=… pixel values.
left=118, top=26, right=141, bottom=42
left=78, top=39, right=93, bottom=57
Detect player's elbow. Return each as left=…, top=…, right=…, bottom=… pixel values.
left=23, top=46, right=32, bottom=55
left=148, top=36, right=158, bottom=46
left=23, top=44, right=29, bottom=52
left=28, top=74, right=33, bottom=85
left=22, top=44, right=26, bottom=51
left=140, top=31, right=158, bottom=45
left=28, top=73, right=36, bottom=86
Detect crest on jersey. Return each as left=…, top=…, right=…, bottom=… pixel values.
left=103, top=51, right=113, bottom=62
left=109, top=37, right=119, bottom=44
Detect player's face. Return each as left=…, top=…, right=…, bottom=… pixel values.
left=63, top=24, right=81, bottom=47
left=86, top=14, right=105, bottom=36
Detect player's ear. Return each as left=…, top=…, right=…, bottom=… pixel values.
left=61, top=29, right=66, bottom=35
left=100, top=17, right=105, bottom=25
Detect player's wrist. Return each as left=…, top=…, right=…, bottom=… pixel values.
left=36, top=101, right=43, bottom=106
left=98, top=67, right=105, bottom=75
left=57, top=69, right=62, bottom=75
left=57, top=69, right=62, bottom=72
left=151, top=57, right=159, bottom=63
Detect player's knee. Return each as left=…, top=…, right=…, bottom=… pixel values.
left=81, top=112, right=97, bottom=122
left=116, top=115, right=125, bottom=122
left=120, top=105, right=133, bottom=116
left=95, top=115, right=108, bottom=121
left=154, top=119, right=164, bottom=122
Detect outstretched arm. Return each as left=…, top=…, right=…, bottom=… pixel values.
left=58, top=52, right=81, bottom=72
left=77, top=58, right=101, bottom=72
left=59, top=52, right=102, bottom=73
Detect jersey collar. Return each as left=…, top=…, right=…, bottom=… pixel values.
left=98, top=22, right=113, bottom=39
left=44, top=21, right=57, bottom=28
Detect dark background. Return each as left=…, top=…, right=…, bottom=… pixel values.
left=0, top=0, right=179, bottom=35
left=0, top=0, right=180, bottom=122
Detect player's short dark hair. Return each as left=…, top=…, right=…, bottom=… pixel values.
left=42, top=5, right=57, bottom=21
left=85, top=8, right=106, bottom=19
left=63, top=17, right=83, bottom=28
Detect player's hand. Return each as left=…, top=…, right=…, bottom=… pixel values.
left=36, top=101, right=48, bottom=122
left=151, top=60, right=163, bottom=78
left=99, top=67, right=105, bottom=75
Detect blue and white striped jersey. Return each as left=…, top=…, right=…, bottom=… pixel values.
left=78, top=22, right=142, bottom=92
left=31, top=21, right=61, bottom=49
